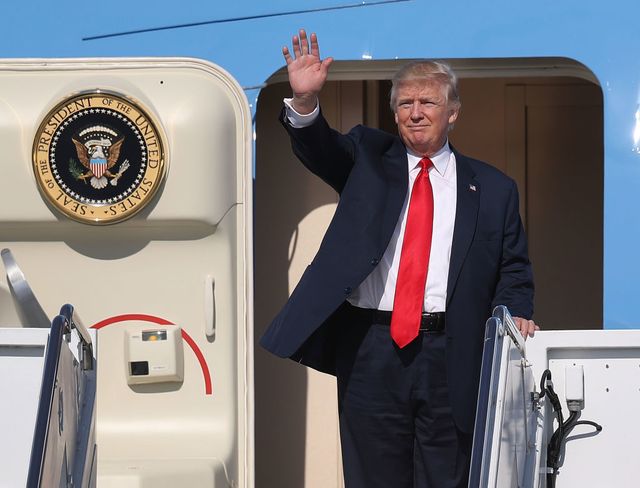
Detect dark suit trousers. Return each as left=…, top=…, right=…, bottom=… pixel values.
left=336, top=309, right=472, bottom=488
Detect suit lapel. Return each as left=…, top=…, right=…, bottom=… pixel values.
left=380, top=137, right=409, bottom=251
left=446, top=151, right=480, bottom=306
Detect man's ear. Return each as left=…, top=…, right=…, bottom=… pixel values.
left=394, top=112, right=399, bottom=124
left=448, top=106, right=460, bottom=125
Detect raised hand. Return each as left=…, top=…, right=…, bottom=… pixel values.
left=283, top=29, right=333, bottom=114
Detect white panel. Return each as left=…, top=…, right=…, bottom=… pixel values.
left=528, top=331, right=640, bottom=488
left=0, top=328, right=49, bottom=487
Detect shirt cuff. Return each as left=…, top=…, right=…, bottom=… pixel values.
left=283, top=98, right=319, bottom=128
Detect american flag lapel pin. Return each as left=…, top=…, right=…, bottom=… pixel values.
left=469, top=184, right=477, bottom=192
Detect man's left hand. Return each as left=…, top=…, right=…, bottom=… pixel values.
left=513, top=317, right=539, bottom=340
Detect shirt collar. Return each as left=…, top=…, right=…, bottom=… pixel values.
left=406, top=140, right=452, bottom=176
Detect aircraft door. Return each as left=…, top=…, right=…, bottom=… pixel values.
left=0, top=58, right=253, bottom=488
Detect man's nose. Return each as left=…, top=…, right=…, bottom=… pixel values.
left=410, top=101, right=422, bottom=119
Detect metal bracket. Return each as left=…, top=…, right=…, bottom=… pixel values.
left=60, top=304, right=94, bottom=371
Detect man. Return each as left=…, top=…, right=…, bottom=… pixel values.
left=261, top=29, right=537, bottom=488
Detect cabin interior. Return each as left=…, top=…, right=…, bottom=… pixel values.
left=253, top=58, right=603, bottom=487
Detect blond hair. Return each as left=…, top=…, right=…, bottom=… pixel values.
left=390, top=60, right=461, bottom=111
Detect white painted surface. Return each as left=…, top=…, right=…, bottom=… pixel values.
left=528, top=331, right=640, bottom=488
left=481, top=328, right=640, bottom=487
left=0, top=328, right=49, bottom=487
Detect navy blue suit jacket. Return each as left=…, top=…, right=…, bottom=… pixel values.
left=261, top=110, right=534, bottom=433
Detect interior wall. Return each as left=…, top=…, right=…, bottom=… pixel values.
left=452, top=78, right=604, bottom=330
left=254, top=80, right=361, bottom=488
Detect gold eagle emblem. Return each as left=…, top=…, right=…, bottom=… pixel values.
left=72, top=126, right=126, bottom=189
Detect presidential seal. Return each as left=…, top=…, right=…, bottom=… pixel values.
left=33, top=91, right=166, bottom=224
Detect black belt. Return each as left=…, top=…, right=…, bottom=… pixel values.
left=349, top=305, right=446, bottom=333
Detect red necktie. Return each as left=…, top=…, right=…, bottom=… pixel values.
left=390, top=157, right=434, bottom=348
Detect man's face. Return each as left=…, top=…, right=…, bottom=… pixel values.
left=393, top=80, right=459, bottom=156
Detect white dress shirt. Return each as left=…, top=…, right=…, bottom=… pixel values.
left=284, top=99, right=457, bottom=313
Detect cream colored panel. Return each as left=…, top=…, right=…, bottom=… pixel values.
left=0, top=59, right=253, bottom=488
left=290, top=205, right=343, bottom=488
left=0, top=59, right=246, bottom=226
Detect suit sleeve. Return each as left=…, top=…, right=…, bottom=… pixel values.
left=279, top=107, right=359, bottom=194
left=491, top=179, right=534, bottom=318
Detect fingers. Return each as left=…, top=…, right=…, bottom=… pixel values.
left=291, top=34, right=302, bottom=59
left=291, top=30, right=309, bottom=59
left=284, top=29, right=317, bottom=63
left=282, top=46, right=292, bottom=65
left=321, top=56, right=334, bottom=72
left=309, top=32, right=320, bottom=58
left=299, top=29, right=310, bottom=54
left=513, top=317, right=539, bottom=341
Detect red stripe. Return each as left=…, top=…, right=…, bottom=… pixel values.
left=92, top=313, right=173, bottom=329
left=180, top=330, right=212, bottom=395
left=91, top=314, right=213, bottom=395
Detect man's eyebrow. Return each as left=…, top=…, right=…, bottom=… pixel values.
left=397, top=96, right=442, bottom=105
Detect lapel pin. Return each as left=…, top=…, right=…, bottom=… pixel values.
left=469, top=184, right=477, bottom=192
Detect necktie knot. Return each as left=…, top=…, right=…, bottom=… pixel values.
left=419, top=157, right=432, bottom=173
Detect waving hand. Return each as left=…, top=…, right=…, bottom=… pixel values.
left=283, top=29, right=333, bottom=114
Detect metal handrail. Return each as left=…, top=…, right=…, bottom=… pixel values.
left=0, top=248, right=50, bottom=328
left=26, top=314, right=65, bottom=487
left=493, top=305, right=526, bottom=357
left=469, top=305, right=524, bottom=487
left=26, top=305, right=97, bottom=488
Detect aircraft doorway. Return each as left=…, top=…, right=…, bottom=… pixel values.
left=254, top=59, right=603, bottom=488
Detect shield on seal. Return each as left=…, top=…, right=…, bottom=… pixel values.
left=90, top=157, right=108, bottom=178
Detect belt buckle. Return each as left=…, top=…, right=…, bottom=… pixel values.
left=419, top=313, right=442, bottom=333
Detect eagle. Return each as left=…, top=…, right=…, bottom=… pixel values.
left=72, top=137, right=124, bottom=189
